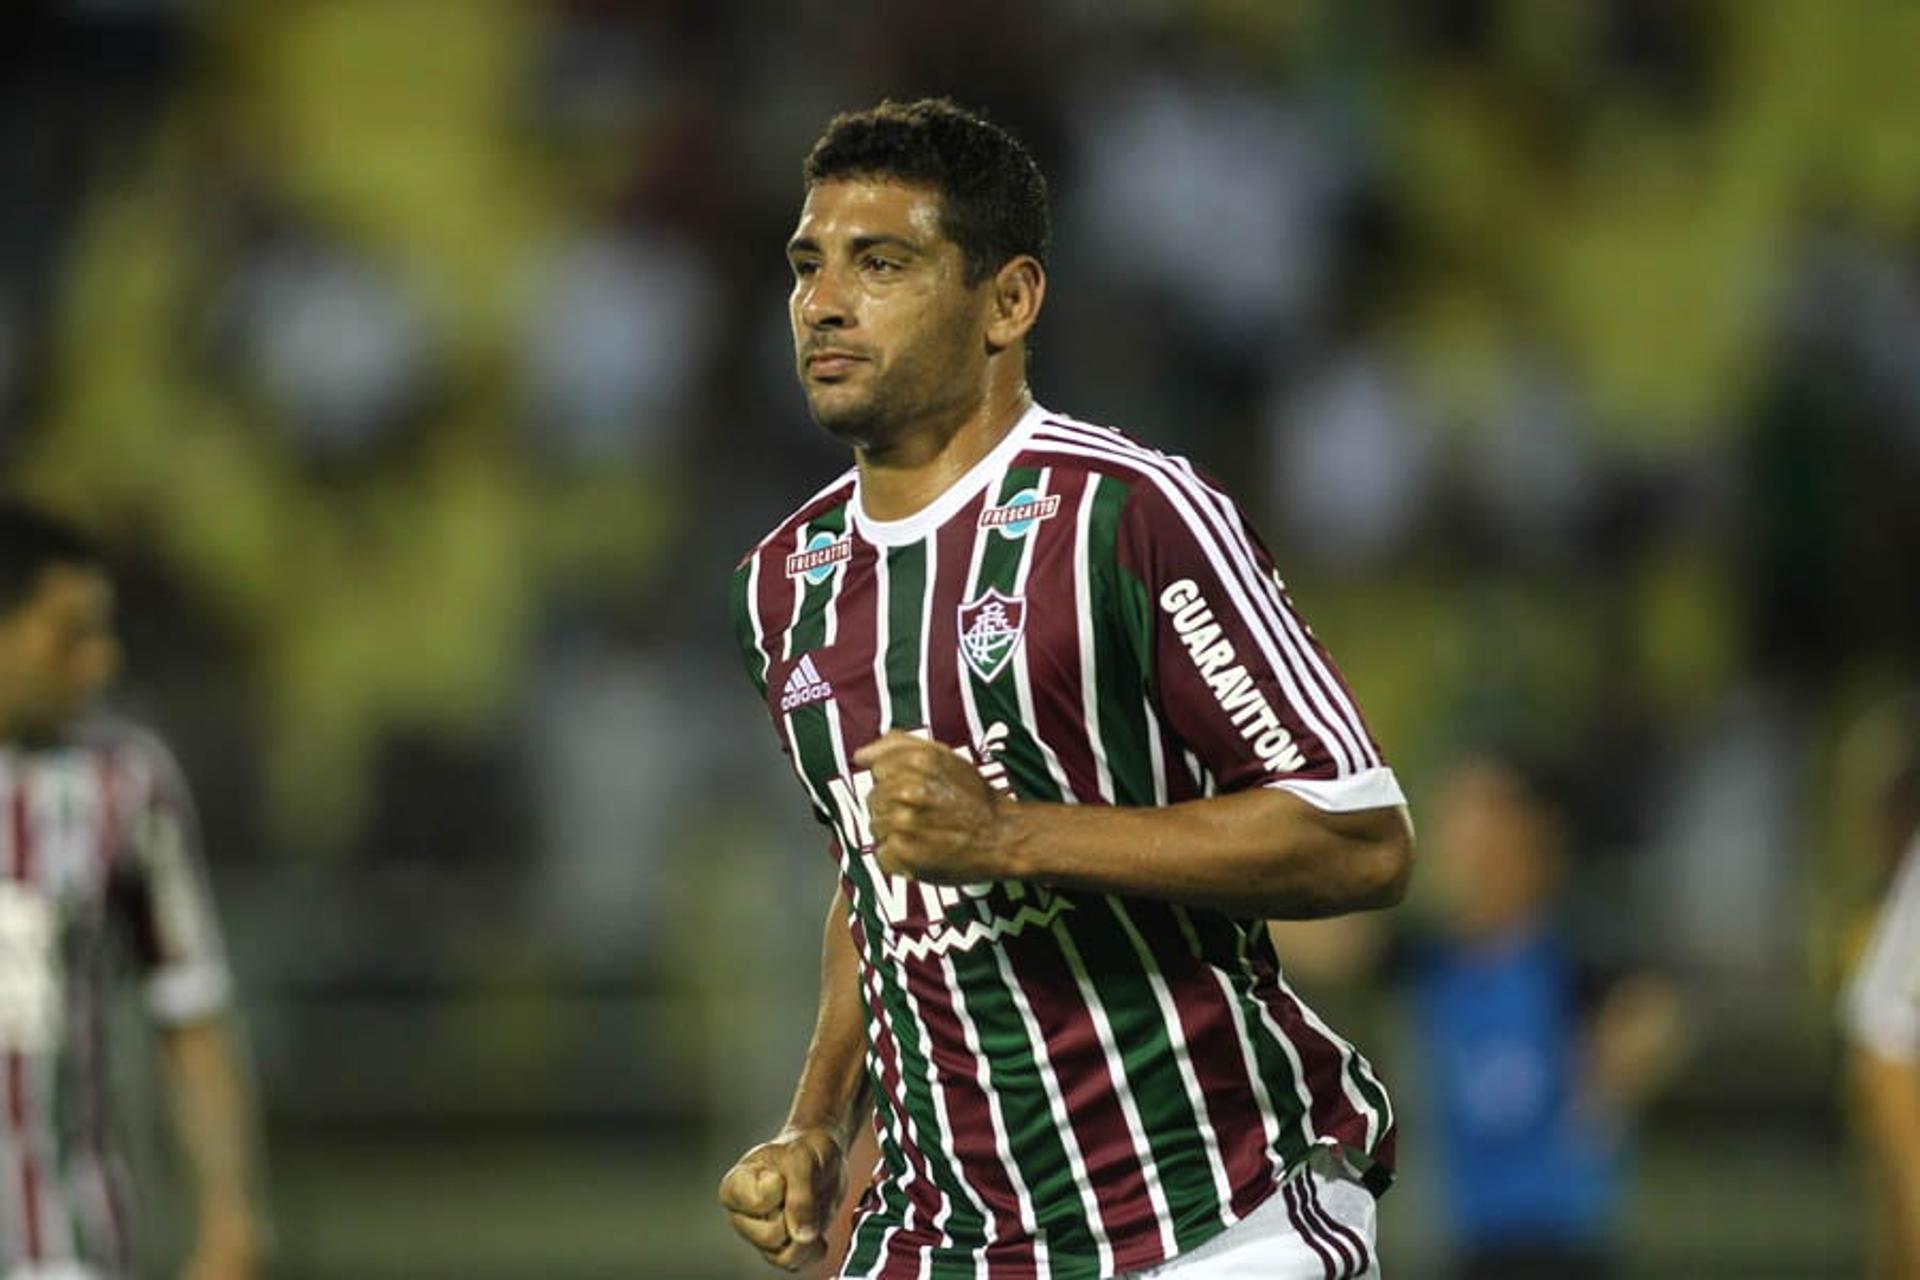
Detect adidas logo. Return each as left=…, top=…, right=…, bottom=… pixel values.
left=779, top=653, right=834, bottom=713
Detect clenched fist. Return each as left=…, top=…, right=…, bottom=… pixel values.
left=718, top=1126, right=846, bottom=1272
left=853, top=731, right=1020, bottom=884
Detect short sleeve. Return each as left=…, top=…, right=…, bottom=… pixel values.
left=1846, top=836, right=1920, bottom=1062
left=731, top=554, right=771, bottom=699
left=1114, top=472, right=1405, bottom=812
left=732, top=549, right=831, bottom=829
left=116, top=737, right=233, bottom=1026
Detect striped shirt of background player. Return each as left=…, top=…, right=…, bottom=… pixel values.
left=0, top=724, right=232, bottom=1273
left=730, top=413, right=1394, bottom=1278
left=1848, top=831, right=1920, bottom=1062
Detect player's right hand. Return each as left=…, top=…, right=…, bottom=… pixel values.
left=718, top=1126, right=847, bottom=1272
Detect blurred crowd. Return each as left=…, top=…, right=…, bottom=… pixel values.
left=2, top=0, right=1917, bottom=1275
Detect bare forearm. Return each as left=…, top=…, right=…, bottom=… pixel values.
left=786, top=888, right=871, bottom=1146
left=997, top=789, right=1414, bottom=919
left=720, top=898, right=866, bottom=1275
left=161, top=1018, right=264, bottom=1222
left=1854, top=1045, right=1920, bottom=1268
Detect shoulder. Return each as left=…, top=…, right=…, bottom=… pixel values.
left=69, top=713, right=173, bottom=765
left=733, top=467, right=859, bottom=581
left=1018, top=409, right=1240, bottom=519
left=68, top=714, right=192, bottom=800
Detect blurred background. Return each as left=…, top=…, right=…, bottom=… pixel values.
left=3, top=0, right=1917, bottom=1275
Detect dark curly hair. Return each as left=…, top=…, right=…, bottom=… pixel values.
left=0, top=500, right=104, bottom=616
left=803, top=98, right=1050, bottom=287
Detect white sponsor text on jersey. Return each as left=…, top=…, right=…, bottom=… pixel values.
left=785, top=534, right=852, bottom=582
left=1159, top=578, right=1307, bottom=775
left=979, top=491, right=1062, bottom=533
left=825, top=723, right=1072, bottom=956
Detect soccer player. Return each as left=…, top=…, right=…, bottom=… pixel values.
left=719, top=99, right=1414, bottom=1279
left=1843, top=708, right=1920, bottom=1278
left=1848, top=834, right=1920, bottom=1278
left=0, top=501, right=265, bottom=1280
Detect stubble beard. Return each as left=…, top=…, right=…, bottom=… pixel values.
left=802, top=321, right=979, bottom=458
left=806, top=372, right=911, bottom=453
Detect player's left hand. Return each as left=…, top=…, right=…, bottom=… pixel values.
left=854, top=731, right=1018, bottom=884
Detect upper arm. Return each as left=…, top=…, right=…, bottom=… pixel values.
left=1853, top=1040, right=1920, bottom=1177
left=118, top=737, right=233, bottom=1028
left=731, top=555, right=771, bottom=699
left=734, top=549, right=838, bottom=831
left=1112, top=470, right=1404, bottom=813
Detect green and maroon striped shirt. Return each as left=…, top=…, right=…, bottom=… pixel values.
left=0, top=717, right=233, bottom=1276
left=732, top=404, right=1405, bottom=1279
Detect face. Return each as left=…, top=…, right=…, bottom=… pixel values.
left=0, top=565, right=121, bottom=742
left=787, top=180, right=993, bottom=450
left=1429, top=760, right=1561, bottom=940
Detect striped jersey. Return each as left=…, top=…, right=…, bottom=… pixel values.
left=1847, top=831, right=1920, bottom=1063
left=0, top=718, right=233, bottom=1278
left=731, top=403, right=1406, bottom=1279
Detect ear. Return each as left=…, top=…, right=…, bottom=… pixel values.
left=984, top=256, right=1046, bottom=353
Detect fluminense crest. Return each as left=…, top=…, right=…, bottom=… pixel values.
left=957, top=589, right=1026, bottom=683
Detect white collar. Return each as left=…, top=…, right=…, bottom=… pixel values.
left=850, top=400, right=1047, bottom=548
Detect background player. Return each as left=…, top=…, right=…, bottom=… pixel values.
left=0, top=501, right=266, bottom=1280
left=1842, top=698, right=1920, bottom=1277
left=718, top=99, right=1414, bottom=1278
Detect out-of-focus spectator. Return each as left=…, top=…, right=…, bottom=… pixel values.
left=1264, top=337, right=1433, bottom=570
left=224, top=226, right=431, bottom=461
left=1066, top=55, right=1347, bottom=346
left=1408, top=754, right=1688, bottom=1279
left=519, top=220, right=720, bottom=465
left=1278, top=750, right=1690, bottom=1279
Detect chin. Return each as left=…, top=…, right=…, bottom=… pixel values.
left=807, top=392, right=889, bottom=450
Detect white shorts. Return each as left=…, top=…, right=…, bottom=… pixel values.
left=1125, top=1148, right=1380, bottom=1279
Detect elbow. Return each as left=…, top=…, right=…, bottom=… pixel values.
left=1356, top=809, right=1415, bottom=911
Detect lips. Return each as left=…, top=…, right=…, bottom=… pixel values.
left=805, top=350, right=869, bottom=378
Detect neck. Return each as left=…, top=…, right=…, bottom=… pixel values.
left=854, top=379, right=1032, bottom=523
left=0, top=704, right=68, bottom=752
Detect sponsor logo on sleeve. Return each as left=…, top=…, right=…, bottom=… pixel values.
left=1159, top=579, right=1306, bottom=774
left=779, top=652, right=835, bottom=712
left=786, top=530, right=851, bottom=585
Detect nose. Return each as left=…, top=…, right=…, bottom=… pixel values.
left=797, top=263, right=852, bottom=331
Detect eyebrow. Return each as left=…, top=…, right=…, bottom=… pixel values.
left=785, top=233, right=924, bottom=258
